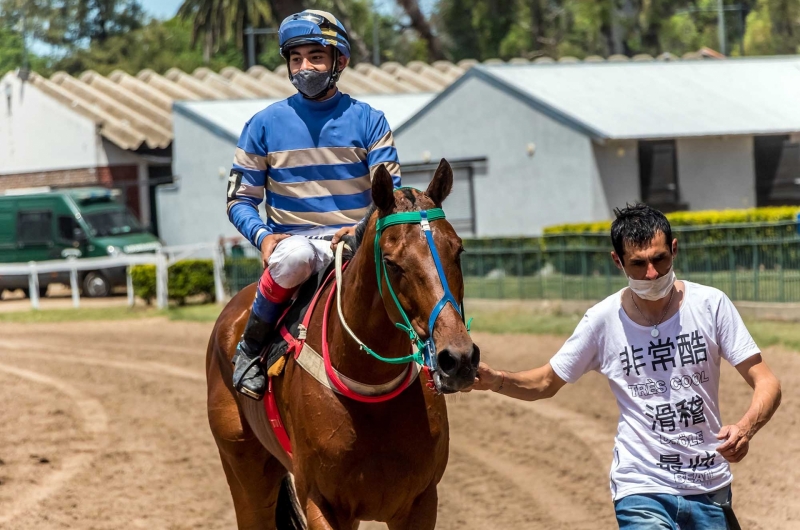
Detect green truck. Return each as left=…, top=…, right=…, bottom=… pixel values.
left=0, top=187, right=161, bottom=298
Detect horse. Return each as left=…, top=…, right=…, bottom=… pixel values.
left=206, top=159, right=479, bottom=530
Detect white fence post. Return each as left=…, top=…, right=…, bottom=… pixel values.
left=156, top=250, right=168, bottom=310
left=28, top=261, right=40, bottom=310
left=126, top=266, right=135, bottom=307
left=212, top=243, right=226, bottom=305
left=69, top=258, right=80, bottom=309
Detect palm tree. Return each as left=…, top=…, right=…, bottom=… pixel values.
left=178, top=0, right=273, bottom=63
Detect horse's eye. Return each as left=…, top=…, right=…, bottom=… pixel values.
left=383, top=258, right=402, bottom=273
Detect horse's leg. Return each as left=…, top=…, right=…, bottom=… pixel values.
left=217, top=445, right=286, bottom=530
left=302, top=492, right=358, bottom=530
left=208, top=339, right=285, bottom=529
left=386, top=484, right=438, bottom=530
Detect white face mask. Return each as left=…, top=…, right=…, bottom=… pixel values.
left=627, top=266, right=676, bottom=301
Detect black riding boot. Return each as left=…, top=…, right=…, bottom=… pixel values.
left=232, top=310, right=274, bottom=400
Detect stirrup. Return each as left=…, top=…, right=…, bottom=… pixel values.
left=233, top=352, right=266, bottom=400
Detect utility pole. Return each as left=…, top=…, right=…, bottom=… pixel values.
left=717, top=0, right=726, bottom=56
left=244, top=27, right=279, bottom=69
left=372, top=2, right=380, bottom=65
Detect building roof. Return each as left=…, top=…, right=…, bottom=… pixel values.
left=9, top=50, right=727, bottom=151
left=22, top=61, right=468, bottom=151
left=174, top=92, right=437, bottom=143
left=399, top=56, right=800, bottom=140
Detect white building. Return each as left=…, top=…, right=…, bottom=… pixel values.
left=394, top=57, right=800, bottom=236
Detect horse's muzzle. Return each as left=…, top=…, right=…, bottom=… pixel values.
left=433, top=343, right=480, bottom=393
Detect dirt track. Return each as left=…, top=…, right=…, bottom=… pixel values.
left=0, top=318, right=797, bottom=529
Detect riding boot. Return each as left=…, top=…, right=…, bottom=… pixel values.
left=232, top=310, right=274, bottom=400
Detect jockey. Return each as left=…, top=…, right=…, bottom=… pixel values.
left=227, top=10, right=401, bottom=400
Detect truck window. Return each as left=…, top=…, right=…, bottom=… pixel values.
left=18, top=211, right=53, bottom=245
left=83, top=209, right=144, bottom=237
left=58, top=216, right=77, bottom=241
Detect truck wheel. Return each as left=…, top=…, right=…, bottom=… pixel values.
left=83, top=272, right=111, bottom=298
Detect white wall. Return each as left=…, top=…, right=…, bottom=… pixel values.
left=158, top=112, right=241, bottom=246
left=677, top=136, right=756, bottom=210
left=593, top=140, right=641, bottom=212
left=396, top=76, right=603, bottom=236
left=0, top=72, right=99, bottom=175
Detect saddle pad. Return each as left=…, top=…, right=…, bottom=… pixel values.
left=261, top=263, right=335, bottom=374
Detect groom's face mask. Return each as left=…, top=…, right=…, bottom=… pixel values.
left=613, top=232, right=677, bottom=301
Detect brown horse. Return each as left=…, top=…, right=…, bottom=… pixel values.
left=206, top=159, right=479, bottom=529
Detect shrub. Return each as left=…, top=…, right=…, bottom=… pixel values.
left=543, top=206, right=800, bottom=234
left=131, top=259, right=216, bottom=305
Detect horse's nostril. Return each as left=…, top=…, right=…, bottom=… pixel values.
left=437, top=349, right=458, bottom=375
left=469, top=345, right=480, bottom=368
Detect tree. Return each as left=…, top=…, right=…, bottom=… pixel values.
left=396, top=0, right=446, bottom=60
left=0, top=0, right=144, bottom=48
left=178, top=0, right=273, bottom=63
left=48, top=16, right=242, bottom=76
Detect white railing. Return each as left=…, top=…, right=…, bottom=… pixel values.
left=0, top=242, right=227, bottom=310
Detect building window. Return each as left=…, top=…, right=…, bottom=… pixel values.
left=638, top=140, right=685, bottom=212
left=755, top=135, right=800, bottom=206
left=17, top=211, right=53, bottom=245
left=400, top=158, right=483, bottom=236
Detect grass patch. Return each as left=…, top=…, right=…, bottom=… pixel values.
left=465, top=305, right=800, bottom=353
left=166, top=304, right=223, bottom=322
left=466, top=307, right=582, bottom=336
left=745, top=320, right=800, bottom=352
left=0, top=303, right=224, bottom=324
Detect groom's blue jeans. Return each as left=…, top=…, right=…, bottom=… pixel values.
left=615, top=488, right=731, bottom=529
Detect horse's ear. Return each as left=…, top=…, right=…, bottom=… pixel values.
left=371, top=164, right=395, bottom=213
left=425, top=159, right=453, bottom=207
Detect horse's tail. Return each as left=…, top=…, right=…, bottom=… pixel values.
left=276, top=474, right=306, bottom=530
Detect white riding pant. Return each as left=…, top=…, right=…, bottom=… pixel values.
left=267, top=236, right=335, bottom=289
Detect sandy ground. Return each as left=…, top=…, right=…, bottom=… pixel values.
left=0, top=319, right=797, bottom=529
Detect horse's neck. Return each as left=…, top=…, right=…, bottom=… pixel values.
left=329, top=232, right=410, bottom=384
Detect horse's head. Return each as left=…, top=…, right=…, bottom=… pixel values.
left=370, top=159, right=479, bottom=393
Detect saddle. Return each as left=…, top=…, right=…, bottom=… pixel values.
left=260, top=262, right=335, bottom=377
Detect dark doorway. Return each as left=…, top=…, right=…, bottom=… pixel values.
left=755, top=135, right=800, bottom=206
left=638, top=140, right=686, bottom=212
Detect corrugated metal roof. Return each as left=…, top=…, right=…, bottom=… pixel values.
left=18, top=51, right=725, bottom=150
left=175, top=93, right=437, bottom=143
left=481, top=57, right=800, bottom=139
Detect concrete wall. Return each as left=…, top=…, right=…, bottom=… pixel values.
left=0, top=73, right=99, bottom=175
left=158, top=112, right=241, bottom=246
left=396, top=76, right=605, bottom=236
left=593, top=140, right=641, bottom=212
left=677, top=136, right=756, bottom=210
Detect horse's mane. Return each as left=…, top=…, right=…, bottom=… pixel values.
left=353, top=203, right=378, bottom=250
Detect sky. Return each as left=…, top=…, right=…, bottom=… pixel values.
left=139, top=0, right=183, bottom=20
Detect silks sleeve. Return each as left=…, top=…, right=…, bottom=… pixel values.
left=227, top=117, right=271, bottom=248
left=365, top=110, right=401, bottom=188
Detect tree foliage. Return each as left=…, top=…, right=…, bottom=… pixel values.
left=3, top=0, right=800, bottom=80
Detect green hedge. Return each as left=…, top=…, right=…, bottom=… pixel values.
left=460, top=207, right=800, bottom=278
left=543, top=206, right=800, bottom=234
left=131, top=259, right=216, bottom=305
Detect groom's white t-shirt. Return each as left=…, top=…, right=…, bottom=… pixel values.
left=550, top=281, right=760, bottom=500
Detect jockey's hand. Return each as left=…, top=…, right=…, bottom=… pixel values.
left=461, top=362, right=503, bottom=393
left=260, top=234, right=291, bottom=269
left=716, top=423, right=752, bottom=463
left=331, top=225, right=357, bottom=250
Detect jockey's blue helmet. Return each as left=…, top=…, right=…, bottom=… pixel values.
left=278, top=10, right=351, bottom=59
